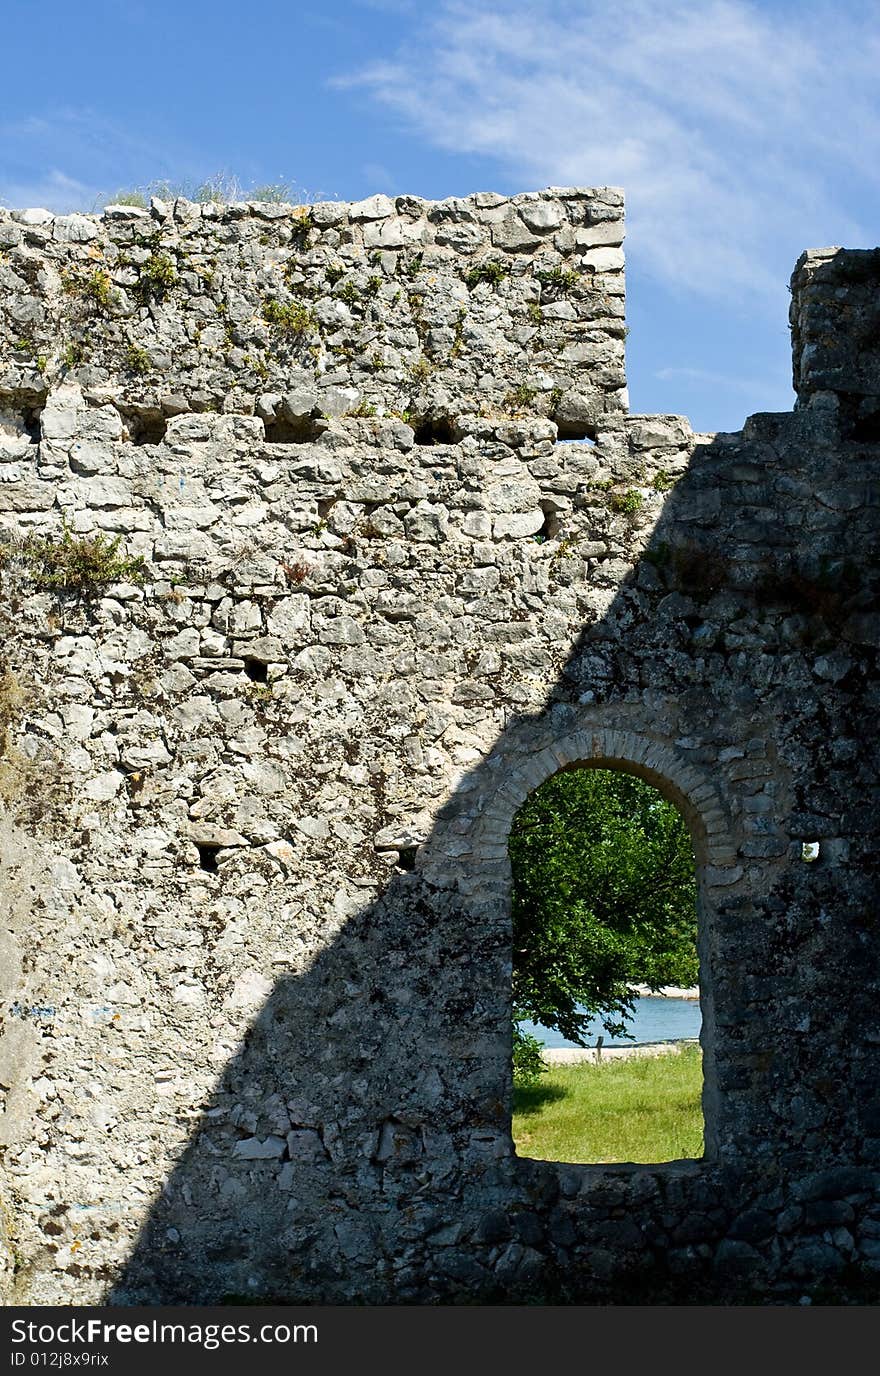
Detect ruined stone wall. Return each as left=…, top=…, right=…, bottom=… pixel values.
left=0, top=188, right=626, bottom=444
left=791, top=245, right=880, bottom=436
left=0, top=193, right=878, bottom=1305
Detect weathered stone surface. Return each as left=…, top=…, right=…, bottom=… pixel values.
left=0, top=189, right=625, bottom=437
left=0, top=185, right=878, bottom=1308
left=791, top=247, right=880, bottom=412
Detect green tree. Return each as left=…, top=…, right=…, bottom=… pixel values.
left=509, top=768, right=698, bottom=1060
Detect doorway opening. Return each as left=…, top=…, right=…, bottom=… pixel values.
left=509, top=764, right=704, bottom=1165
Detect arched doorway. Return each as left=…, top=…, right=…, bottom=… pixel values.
left=509, top=763, right=703, bottom=1165
left=470, top=723, right=734, bottom=1165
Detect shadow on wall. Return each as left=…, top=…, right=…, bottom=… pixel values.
left=110, top=404, right=880, bottom=1304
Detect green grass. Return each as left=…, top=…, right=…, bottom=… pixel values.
left=101, top=173, right=308, bottom=209
left=513, top=1046, right=703, bottom=1164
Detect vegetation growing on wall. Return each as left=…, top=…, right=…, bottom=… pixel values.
left=100, top=172, right=308, bottom=209
left=18, top=526, right=145, bottom=593
left=0, top=668, right=22, bottom=759
left=135, top=253, right=177, bottom=304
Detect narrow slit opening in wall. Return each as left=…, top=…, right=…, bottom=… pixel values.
left=0, top=391, right=46, bottom=444
left=243, top=657, right=269, bottom=683
left=396, top=846, right=418, bottom=871
left=850, top=411, right=880, bottom=443
left=553, top=419, right=598, bottom=443
left=264, top=414, right=326, bottom=443
left=413, top=416, right=457, bottom=446
left=509, top=763, right=704, bottom=1167
left=119, top=408, right=167, bottom=446
left=538, top=505, right=562, bottom=540
left=22, top=406, right=43, bottom=442
left=196, top=844, right=222, bottom=874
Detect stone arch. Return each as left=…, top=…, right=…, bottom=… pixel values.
left=470, top=724, right=737, bottom=1163
left=475, top=726, right=735, bottom=874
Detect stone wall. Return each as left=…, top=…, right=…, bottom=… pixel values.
left=791, top=246, right=880, bottom=415
left=0, top=188, right=626, bottom=445
left=0, top=192, right=878, bottom=1305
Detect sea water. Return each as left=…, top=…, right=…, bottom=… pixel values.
left=519, top=994, right=702, bottom=1049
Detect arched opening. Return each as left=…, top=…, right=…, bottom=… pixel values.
left=509, top=763, right=705, bottom=1166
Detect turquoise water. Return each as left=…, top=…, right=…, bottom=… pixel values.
left=519, top=994, right=702, bottom=1049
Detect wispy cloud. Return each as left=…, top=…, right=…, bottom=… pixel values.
left=340, top=0, right=880, bottom=309
left=0, top=169, right=99, bottom=214
left=654, top=366, right=789, bottom=405
left=361, top=161, right=397, bottom=191
left=352, top=0, right=420, bottom=14
left=0, top=107, right=200, bottom=213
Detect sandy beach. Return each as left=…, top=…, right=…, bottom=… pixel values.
left=630, top=984, right=700, bottom=1000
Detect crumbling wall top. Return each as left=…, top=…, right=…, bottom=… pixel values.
left=0, top=187, right=626, bottom=441
left=790, top=246, right=880, bottom=437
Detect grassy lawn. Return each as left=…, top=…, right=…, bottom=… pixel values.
left=513, top=1046, right=704, bottom=1164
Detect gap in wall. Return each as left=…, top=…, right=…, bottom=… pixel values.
left=119, top=408, right=168, bottom=445
left=0, top=389, right=47, bottom=443
left=413, top=416, right=457, bottom=446
left=243, top=657, right=269, bottom=683
left=509, top=763, right=704, bottom=1168
left=196, top=844, right=222, bottom=873
left=264, top=415, right=326, bottom=443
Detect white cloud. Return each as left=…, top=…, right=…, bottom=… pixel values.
left=655, top=366, right=789, bottom=405
left=361, top=161, right=397, bottom=191
left=0, top=168, right=101, bottom=214
left=352, top=0, right=419, bottom=12
left=341, top=0, right=880, bottom=309
left=0, top=107, right=199, bottom=213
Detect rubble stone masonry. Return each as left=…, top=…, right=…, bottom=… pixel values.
left=0, top=190, right=878, bottom=1303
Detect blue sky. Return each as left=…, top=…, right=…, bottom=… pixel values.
left=2, top=0, right=878, bottom=432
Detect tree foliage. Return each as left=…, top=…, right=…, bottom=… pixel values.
left=510, top=768, right=698, bottom=1050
